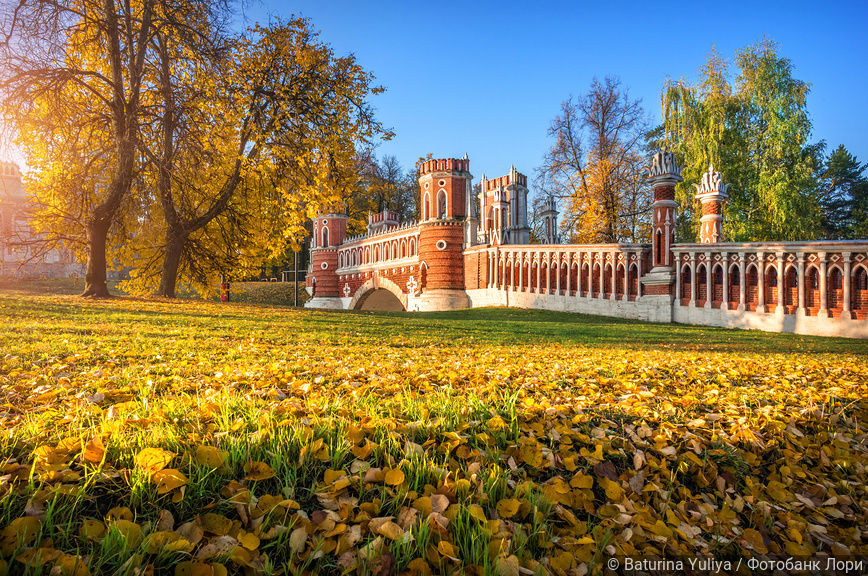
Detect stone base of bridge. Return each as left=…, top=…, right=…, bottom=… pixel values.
left=305, top=296, right=345, bottom=309
left=417, top=289, right=470, bottom=312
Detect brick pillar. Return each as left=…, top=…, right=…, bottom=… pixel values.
left=639, top=150, right=683, bottom=323
left=694, top=164, right=729, bottom=243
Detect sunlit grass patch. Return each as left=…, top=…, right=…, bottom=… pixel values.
left=0, top=292, right=866, bottom=574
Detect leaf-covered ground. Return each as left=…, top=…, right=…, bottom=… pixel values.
left=0, top=293, right=866, bottom=575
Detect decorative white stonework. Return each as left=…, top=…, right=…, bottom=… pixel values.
left=343, top=283, right=351, bottom=297
left=648, top=150, right=684, bottom=181
left=694, top=165, right=729, bottom=244
left=694, top=164, right=730, bottom=197
left=406, top=276, right=418, bottom=293
left=436, top=240, right=447, bottom=251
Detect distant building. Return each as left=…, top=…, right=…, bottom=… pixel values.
left=0, top=161, right=84, bottom=277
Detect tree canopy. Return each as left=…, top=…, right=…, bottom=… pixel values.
left=536, top=76, right=652, bottom=244
left=1, top=2, right=391, bottom=297
left=661, top=41, right=821, bottom=242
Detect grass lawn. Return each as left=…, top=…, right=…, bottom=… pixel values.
left=0, top=289, right=866, bottom=575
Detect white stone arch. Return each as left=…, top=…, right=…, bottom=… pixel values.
left=409, top=237, right=417, bottom=256
left=338, top=252, right=344, bottom=268
left=391, top=240, right=398, bottom=260
left=423, top=193, right=431, bottom=221
left=312, top=223, right=318, bottom=248
left=400, top=239, right=407, bottom=258
left=364, top=247, right=370, bottom=264
left=347, top=275, right=408, bottom=311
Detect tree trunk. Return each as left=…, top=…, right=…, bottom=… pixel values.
left=81, top=215, right=113, bottom=298
left=157, top=230, right=186, bottom=298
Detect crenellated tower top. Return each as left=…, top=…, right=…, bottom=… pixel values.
left=418, top=156, right=471, bottom=177
left=418, top=155, right=472, bottom=222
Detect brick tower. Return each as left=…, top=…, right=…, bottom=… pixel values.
left=694, top=165, right=729, bottom=243
left=417, top=157, right=472, bottom=311
left=640, top=150, right=683, bottom=321
left=306, top=209, right=348, bottom=309
left=479, top=166, right=530, bottom=245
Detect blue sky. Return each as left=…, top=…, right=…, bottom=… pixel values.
left=245, top=0, right=868, bottom=185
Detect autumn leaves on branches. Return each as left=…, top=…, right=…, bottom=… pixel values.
left=0, top=0, right=392, bottom=298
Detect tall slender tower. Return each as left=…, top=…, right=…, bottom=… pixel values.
left=305, top=208, right=348, bottom=309
left=539, top=196, right=560, bottom=244
left=417, top=157, right=472, bottom=311
left=640, top=150, right=683, bottom=320
left=479, top=166, right=530, bottom=245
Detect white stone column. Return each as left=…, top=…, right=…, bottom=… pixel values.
left=843, top=253, right=852, bottom=318
left=797, top=255, right=806, bottom=317
left=610, top=253, right=617, bottom=301
left=576, top=253, right=582, bottom=297
left=566, top=255, right=572, bottom=296
left=757, top=252, right=766, bottom=314
left=510, top=252, right=516, bottom=291
left=536, top=255, right=542, bottom=294
left=738, top=253, right=746, bottom=312
left=722, top=252, right=729, bottom=310
left=705, top=252, right=713, bottom=309
left=519, top=254, right=524, bottom=292
left=636, top=252, right=643, bottom=298
left=598, top=252, right=605, bottom=300
left=819, top=254, right=828, bottom=317
left=689, top=253, right=697, bottom=308
left=501, top=250, right=506, bottom=290
left=489, top=251, right=495, bottom=289
left=545, top=255, right=551, bottom=295
left=675, top=251, right=682, bottom=301
left=555, top=255, right=561, bottom=295
left=588, top=255, right=594, bottom=299
left=622, top=258, right=629, bottom=301
left=776, top=252, right=785, bottom=315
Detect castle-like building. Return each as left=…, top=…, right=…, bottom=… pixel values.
left=306, top=152, right=868, bottom=339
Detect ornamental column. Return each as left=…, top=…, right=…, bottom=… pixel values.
left=797, top=255, right=806, bottom=317
left=843, top=253, right=852, bottom=319
left=694, top=164, right=729, bottom=243
left=640, top=150, right=683, bottom=323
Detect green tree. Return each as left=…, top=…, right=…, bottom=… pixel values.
left=661, top=41, right=821, bottom=242
left=817, top=144, right=868, bottom=239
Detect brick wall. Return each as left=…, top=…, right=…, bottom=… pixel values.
left=419, top=222, right=465, bottom=290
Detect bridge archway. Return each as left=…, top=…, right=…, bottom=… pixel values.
left=348, top=276, right=407, bottom=311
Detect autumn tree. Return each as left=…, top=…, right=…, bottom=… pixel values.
left=661, top=41, right=821, bottom=242
left=336, top=150, right=416, bottom=237
left=125, top=19, right=390, bottom=298
left=537, top=76, right=652, bottom=244
left=0, top=0, right=230, bottom=297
